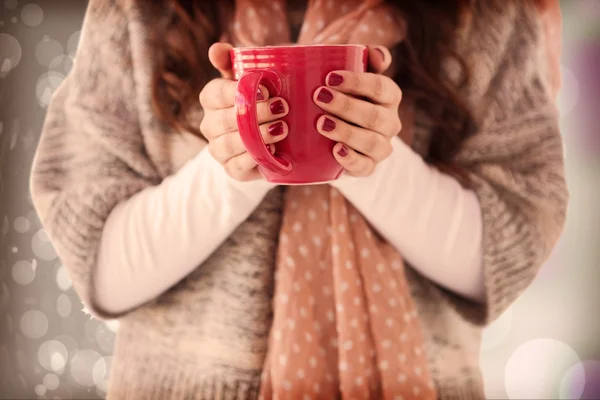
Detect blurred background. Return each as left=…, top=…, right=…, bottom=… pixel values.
left=0, top=1, right=598, bottom=399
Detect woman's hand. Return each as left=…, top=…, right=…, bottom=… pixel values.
left=313, top=46, right=402, bottom=177
left=199, top=43, right=290, bottom=181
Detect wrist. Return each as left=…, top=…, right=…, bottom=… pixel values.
left=198, top=147, right=277, bottom=196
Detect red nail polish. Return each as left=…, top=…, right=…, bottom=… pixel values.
left=268, top=121, right=285, bottom=136
left=317, top=88, right=333, bottom=104
left=338, top=145, right=349, bottom=157
left=327, top=73, right=344, bottom=87
left=257, top=90, right=265, bottom=101
left=322, top=117, right=336, bottom=132
left=270, top=100, right=285, bottom=115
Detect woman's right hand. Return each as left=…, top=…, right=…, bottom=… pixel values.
left=199, top=43, right=290, bottom=181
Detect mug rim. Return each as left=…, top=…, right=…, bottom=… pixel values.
left=232, top=44, right=367, bottom=51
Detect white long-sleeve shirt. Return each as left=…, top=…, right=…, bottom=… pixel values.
left=94, top=137, right=484, bottom=315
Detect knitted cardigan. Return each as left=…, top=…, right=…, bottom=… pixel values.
left=30, top=1, right=568, bottom=399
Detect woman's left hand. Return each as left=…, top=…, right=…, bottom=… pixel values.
left=313, top=46, right=402, bottom=177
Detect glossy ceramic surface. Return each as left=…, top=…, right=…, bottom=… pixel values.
left=231, top=45, right=368, bottom=184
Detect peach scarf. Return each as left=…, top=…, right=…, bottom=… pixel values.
left=225, top=0, right=562, bottom=399
left=228, top=1, right=436, bottom=399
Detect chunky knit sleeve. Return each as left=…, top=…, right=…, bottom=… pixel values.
left=442, top=4, right=569, bottom=325
left=30, top=0, right=160, bottom=320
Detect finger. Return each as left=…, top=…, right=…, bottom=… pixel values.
left=200, top=78, right=237, bottom=109
left=367, top=46, right=392, bottom=74
left=200, top=80, right=269, bottom=110
left=333, top=143, right=375, bottom=177
left=209, top=121, right=288, bottom=164
left=325, top=71, right=402, bottom=106
left=201, top=97, right=288, bottom=138
left=224, top=153, right=261, bottom=181
left=314, top=88, right=401, bottom=137
left=208, top=42, right=234, bottom=79
left=317, top=115, right=392, bottom=162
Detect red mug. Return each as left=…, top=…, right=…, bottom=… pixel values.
left=231, top=45, right=368, bottom=184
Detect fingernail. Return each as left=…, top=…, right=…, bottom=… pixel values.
left=270, top=100, right=285, bottom=115
left=375, top=47, right=386, bottom=61
left=257, top=89, right=265, bottom=101
left=327, top=73, right=344, bottom=87
left=337, top=145, right=349, bottom=157
left=317, top=88, right=333, bottom=104
left=268, top=121, right=285, bottom=136
left=322, top=117, right=336, bottom=132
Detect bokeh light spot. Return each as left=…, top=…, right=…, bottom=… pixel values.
left=13, top=216, right=30, bottom=233
left=20, top=310, right=49, bottom=339
left=0, top=33, right=22, bottom=77
left=49, top=54, right=74, bottom=75
left=31, top=229, right=58, bottom=260
left=38, top=340, right=68, bottom=373
left=70, top=349, right=102, bottom=387
left=560, top=361, right=600, bottom=400
left=21, top=3, right=44, bottom=27
left=35, top=37, right=63, bottom=68
left=34, top=384, right=46, bottom=396
left=557, top=65, right=580, bottom=117
left=505, top=338, right=581, bottom=399
left=36, top=72, right=65, bottom=108
left=56, top=294, right=72, bottom=318
left=12, top=260, right=36, bottom=285
left=43, top=373, right=60, bottom=390
left=55, top=266, right=72, bottom=291
left=67, top=30, right=81, bottom=56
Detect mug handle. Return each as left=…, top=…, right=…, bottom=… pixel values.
left=235, top=70, right=292, bottom=175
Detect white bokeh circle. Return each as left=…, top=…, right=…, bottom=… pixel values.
left=38, top=340, right=68, bottom=373
left=53, top=334, right=78, bottom=366
left=21, top=3, right=44, bottom=27
left=0, top=33, right=22, bottom=78
left=20, top=310, right=49, bottom=339
left=12, top=260, right=36, bottom=285
left=43, top=373, right=60, bottom=390
left=34, top=384, right=46, bottom=396
left=559, top=361, right=587, bottom=400
left=67, top=30, right=81, bottom=56
left=557, top=65, right=580, bottom=118
left=35, top=37, right=64, bottom=67
left=14, top=216, right=30, bottom=233
left=36, top=71, right=65, bottom=108
left=70, top=349, right=103, bottom=387
left=505, top=338, right=581, bottom=399
left=55, top=265, right=72, bottom=291
left=56, top=294, right=72, bottom=318
left=31, top=229, right=58, bottom=260
left=94, top=356, right=113, bottom=393
left=560, top=360, right=600, bottom=400
left=49, top=54, right=74, bottom=75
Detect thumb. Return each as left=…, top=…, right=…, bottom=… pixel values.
left=208, top=42, right=234, bottom=79
left=367, top=46, right=392, bottom=74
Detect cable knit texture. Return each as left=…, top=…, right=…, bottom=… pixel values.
left=30, top=1, right=568, bottom=399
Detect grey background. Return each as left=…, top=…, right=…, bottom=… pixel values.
left=1, top=1, right=599, bottom=399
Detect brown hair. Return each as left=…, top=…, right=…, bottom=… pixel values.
left=149, top=0, right=519, bottom=175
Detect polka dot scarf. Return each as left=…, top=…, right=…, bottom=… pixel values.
left=226, top=1, right=437, bottom=398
